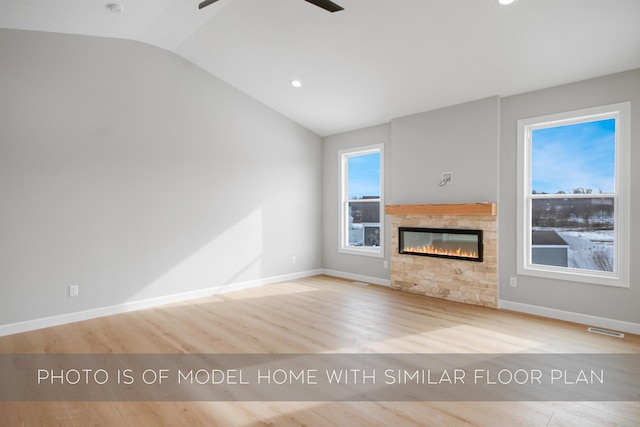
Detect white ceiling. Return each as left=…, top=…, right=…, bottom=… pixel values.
left=2, top=0, right=640, bottom=136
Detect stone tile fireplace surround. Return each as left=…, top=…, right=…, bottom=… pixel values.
left=386, top=203, right=497, bottom=308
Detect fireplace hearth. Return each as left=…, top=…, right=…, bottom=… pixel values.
left=399, top=227, right=483, bottom=262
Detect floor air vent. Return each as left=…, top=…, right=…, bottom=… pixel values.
left=587, top=327, right=624, bottom=338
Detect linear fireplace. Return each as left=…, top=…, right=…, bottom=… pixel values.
left=399, top=227, right=483, bottom=262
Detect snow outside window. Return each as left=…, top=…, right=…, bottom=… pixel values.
left=517, top=103, right=630, bottom=287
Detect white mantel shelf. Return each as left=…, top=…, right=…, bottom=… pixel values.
left=385, top=203, right=497, bottom=217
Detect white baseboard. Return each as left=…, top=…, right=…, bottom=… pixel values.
left=9, top=272, right=634, bottom=339
left=0, top=269, right=323, bottom=337
left=321, top=269, right=391, bottom=287
left=499, top=299, right=640, bottom=336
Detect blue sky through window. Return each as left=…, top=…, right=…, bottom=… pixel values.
left=531, top=118, right=615, bottom=194
left=348, top=152, right=380, bottom=199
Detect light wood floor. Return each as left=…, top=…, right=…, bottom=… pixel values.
left=1, top=275, right=638, bottom=426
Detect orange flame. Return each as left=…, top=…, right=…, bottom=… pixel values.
left=403, top=245, right=478, bottom=258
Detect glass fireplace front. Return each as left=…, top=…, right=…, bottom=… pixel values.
left=398, top=227, right=483, bottom=262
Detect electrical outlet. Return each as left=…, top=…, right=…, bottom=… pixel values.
left=509, top=277, right=517, bottom=287
left=383, top=260, right=389, bottom=269
left=292, top=255, right=296, bottom=264
left=69, top=285, right=79, bottom=297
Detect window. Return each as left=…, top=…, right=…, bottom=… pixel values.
left=517, top=103, right=630, bottom=287
left=339, top=144, right=384, bottom=257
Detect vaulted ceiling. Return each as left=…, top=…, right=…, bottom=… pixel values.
left=2, top=0, right=639, bottom=136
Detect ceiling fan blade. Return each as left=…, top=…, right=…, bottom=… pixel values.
left=304, top=0, right=344, bottom=12
left=198, top=0, right=219, bottom=9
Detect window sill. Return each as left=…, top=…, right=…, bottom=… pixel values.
left=517, top=264, right=628, bottom=288
left=339, top=247, right=384, bottom=258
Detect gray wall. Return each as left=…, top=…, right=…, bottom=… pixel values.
left=389, top=96, right=500, bottom=205
left=499, top=69, right=640, bottom=324
left=0, top=29, right=322, bottom=325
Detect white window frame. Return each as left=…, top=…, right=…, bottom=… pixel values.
left=517, top=102, right=630, bottom=287
left=339, top=144, right=384, bottom=258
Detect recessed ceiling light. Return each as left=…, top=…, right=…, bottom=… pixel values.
left=498, top=0, right=517, bottom=5
left=291, top=80, right=302, bottom=88
left=106, top=3, right=124, bottom=13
